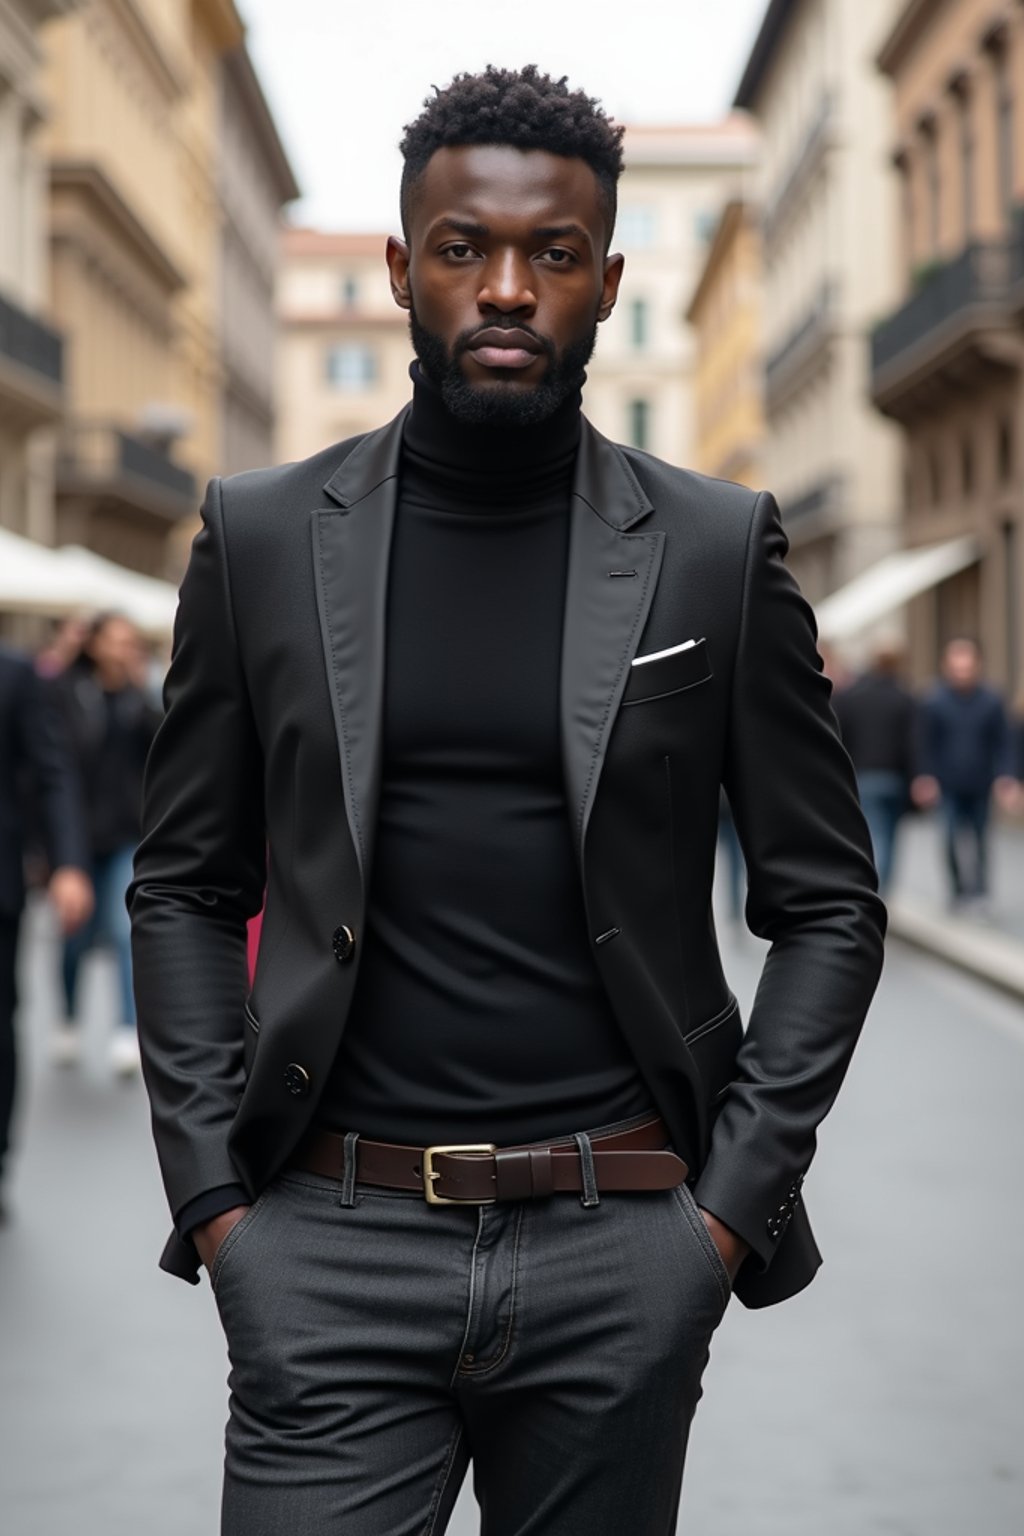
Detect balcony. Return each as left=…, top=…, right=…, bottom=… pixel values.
left=871, top=243, right=1022, bottom=420
left=763, top=92, right=834, bottom=247
left=0, top=290, right=64, bottom=430
left=57, top=422, right=196, bottom=526
left=781, top=473, right=845, bottom=544
left=765, top=282, right=837, bottom=412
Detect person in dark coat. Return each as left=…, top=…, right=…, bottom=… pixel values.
left=52, top=613, right=160, bottom=1075
left=833, top=646, right=916, bottom=892
left=0, top=645, right=92, bottom=1215
left=912, top=637, right=1019, bottom=905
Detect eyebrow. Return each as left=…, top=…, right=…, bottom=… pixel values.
left=432, top=218, right=590, bottom=243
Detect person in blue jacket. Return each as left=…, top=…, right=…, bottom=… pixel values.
left=912, top=637, right=1020, bottom=906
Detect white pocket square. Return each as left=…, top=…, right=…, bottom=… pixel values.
left=631, top=639, right=699, bottom=667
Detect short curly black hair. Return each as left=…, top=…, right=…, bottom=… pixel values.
left=399, top=65, right=625, bottom=245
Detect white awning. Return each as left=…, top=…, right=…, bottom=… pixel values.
left=0, top=528, right=179, bottom=635
left=815, top=536, right=980, bottom=642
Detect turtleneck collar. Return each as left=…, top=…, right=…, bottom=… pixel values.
left=401, top=361, right=581, bottom=508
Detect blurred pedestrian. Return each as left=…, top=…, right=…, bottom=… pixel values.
left=34, top=614, right=90, bottom=680
left=52, top=613, right=160, bottom=1075
left=0, top=645, right=92, bottom=1218
left=912, top=637, right=1019, bottom=908
left=833, top=645, right=916, bottom=892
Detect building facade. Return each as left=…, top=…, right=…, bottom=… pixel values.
left=0, top=0, right=73, bottom=547
left=219, top=41, right=299, bottom=477
left=277, top=229, right=413, bottom=465
left=38, top=0, right=290, bottom=577
left=584, top=119, right=759, bottom=468
left=736, top=0, right=904, bottom=604
left=687, top=197, right=765, bottom=488
left=872, top=0, right=1024, bottom=694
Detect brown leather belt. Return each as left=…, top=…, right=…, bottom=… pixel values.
left=291, top=1115, right=687, bottom=1205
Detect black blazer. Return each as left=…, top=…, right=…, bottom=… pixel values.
left=0, top=645, right=87, bottom=917
left=129, top=412, right=885, bottom=1308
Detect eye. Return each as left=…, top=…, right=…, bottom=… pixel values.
left=540, top=247, right=578, bottom=266
left=442, top=242, right=477, bottom=261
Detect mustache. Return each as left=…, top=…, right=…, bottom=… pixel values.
left=453, top=320, right=555, bottom=361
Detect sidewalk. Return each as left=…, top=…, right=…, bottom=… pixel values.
left=885, top=812, right=1024, bottom=998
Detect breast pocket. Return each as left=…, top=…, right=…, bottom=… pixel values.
left=621, top=638, right=712, bottom=706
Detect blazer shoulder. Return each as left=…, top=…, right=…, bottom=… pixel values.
left=613, top=441, right=764, bottom=533
left=217, top=433, right=370, bottom=516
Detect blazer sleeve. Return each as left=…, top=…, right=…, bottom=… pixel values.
left=127, top=478, right=266, bottom=1225
left=694, top=491, right=886, bottom=1271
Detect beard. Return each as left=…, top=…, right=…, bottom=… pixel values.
left=408, top=304, right=597, bottom=427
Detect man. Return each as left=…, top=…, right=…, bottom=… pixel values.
left=913, top=636, right=1018, bottom=908
left=834, top=645, right=916, bottom=892
left=0, top=645, right=92, bottom=1218
left=130, top=67, right=885, bottom=1534
left=52, top=612, right=159, bottom=1075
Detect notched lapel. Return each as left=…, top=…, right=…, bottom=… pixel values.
left=312, top=411, right=406, bottom=889
left=561, top=421, right=665, bottom=866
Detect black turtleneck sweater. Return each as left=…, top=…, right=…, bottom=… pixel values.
left=322, top=369, right=649, bottom=1144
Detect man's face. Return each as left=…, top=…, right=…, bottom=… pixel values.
left=387, top=145, right=623, bottom=425
left=943, top=640, right=981, bottom=690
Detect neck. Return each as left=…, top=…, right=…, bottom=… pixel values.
left=402, top=362, right=581, bottom=502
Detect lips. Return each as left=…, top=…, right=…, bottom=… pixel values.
left=466, top=327, right=543, bottom=371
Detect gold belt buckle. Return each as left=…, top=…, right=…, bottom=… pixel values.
left=422, top=1143, right=497, bottom=1205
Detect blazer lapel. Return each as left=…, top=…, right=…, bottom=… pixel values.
left=312, top=409, right=408, bottom=890
left=561, top=419, right=665, bottom=868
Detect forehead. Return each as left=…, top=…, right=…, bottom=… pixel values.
left=414, top=144, right=605, bottom=235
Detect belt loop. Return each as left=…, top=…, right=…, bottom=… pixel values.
left=573, top=1131, right=600, bottom=1208
left=339, top=1130, right=360, bottom=1208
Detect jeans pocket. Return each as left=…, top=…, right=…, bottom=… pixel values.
left=210, top=1190, right=272, bottom=1294
left=672, top=1182, right=733, bottom=1307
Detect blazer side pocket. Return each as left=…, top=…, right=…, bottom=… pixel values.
left=622, top=638, right=712, bottom=706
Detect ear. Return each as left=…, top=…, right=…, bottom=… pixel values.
left=598, top=252, right=625, bottom=323
left=386, top=236, right=411, bottom=311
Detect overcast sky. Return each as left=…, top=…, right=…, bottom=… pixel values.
left=237, top=0, right=769, bottom=232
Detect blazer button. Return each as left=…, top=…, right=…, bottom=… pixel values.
left=283, top=1063, right=311, bottom=1097
left=332, top=925, right=356, bottom=964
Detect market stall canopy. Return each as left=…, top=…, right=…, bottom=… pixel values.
left=815, top=536, right=980, bottom=643
left=0, top=528, right=178, bottom=636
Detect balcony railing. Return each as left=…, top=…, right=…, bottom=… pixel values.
left=58, top=423, right=196, bottom=516
left=764, top=92, right=834, bottom=246
left=765, top=281, right=836, bottom=403
left=0, top=290, right=63, bottom=387
left=871, top=242, right=1012, bottom=377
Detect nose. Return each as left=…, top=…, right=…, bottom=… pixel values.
left=477, top=248, right=537, bottom=315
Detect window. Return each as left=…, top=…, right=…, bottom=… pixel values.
left=630, top=297, right=649, bottom=349
left=325, top=344, right=376, bottom=390
left=959, top=91, right=974, bottom=239
left=616, top=206, right=656, bottom=248
left=927, top=128, right=941, bottom=253
left=996, top=44, right=1014, bottom=226
left=998, top=417, right=1014, bottom=483
left=928, top=446, right=943, bottom=505
left=694, top=209, right=718, bottom=245
left=341, top=275, right=359, bottom=309
left=628, top=398, right=651, bottom=451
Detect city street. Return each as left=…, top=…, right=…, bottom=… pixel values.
left=1, top=892, right=1023, bottom=1535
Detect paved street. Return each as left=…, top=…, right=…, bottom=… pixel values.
left=2, top=892, right=1023, bottom=1535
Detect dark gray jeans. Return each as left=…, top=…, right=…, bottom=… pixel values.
left=212, top=1124, right=732, bottom=1536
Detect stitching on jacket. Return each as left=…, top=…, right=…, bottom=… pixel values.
left=314, top=514, right=366, bottom=871
left=576, top=534, right=659, bottom=849
left=684, top=995, right=739, bottom=1044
